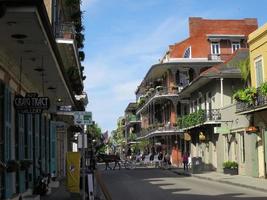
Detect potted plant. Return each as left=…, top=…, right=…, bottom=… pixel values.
left=233, top=87, right=257, bottom=105
left=259, top=82, right=267, bottom=96
left=20, top=159, right=32, bottom=171
left=223, top=161, right=238, bottom=175
left=6, top=160, right=20, bottom=173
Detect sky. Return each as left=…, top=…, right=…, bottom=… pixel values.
left=81, top=0, right=267, bottom=134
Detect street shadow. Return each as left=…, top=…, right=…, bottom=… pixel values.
left=99, top=168, right=267, bottom=200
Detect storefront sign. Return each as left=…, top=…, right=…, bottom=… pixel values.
left=14, top=93, right=50, bottom=113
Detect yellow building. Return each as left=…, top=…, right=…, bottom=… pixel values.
left=249, top=23, right=267, bottom=88
left=247, top=23, right=267, bottom=178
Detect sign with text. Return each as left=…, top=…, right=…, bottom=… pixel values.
left=74, top=111, right=92, bottom=125
left=14, top=93, right=50, bottom=113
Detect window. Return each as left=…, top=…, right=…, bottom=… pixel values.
left=231, top=42, right=240, bottom=53
left=211, top=42, right=220, bottom=55
left=183, top=46, right=191, bottom=58
left=255, top=57, right=264, bottom=87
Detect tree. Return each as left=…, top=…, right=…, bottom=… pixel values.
left=236, top=56, right=251, bottom=87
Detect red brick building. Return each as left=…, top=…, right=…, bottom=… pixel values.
left=165, top=17, right=258, bottom=60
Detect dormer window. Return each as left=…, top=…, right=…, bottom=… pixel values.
left=231, top=42, right=240, bottom=53
left=183, top=46, right=191, bottom=58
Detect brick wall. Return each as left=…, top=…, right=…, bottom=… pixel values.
left=170, top=17, right=258, bottom=59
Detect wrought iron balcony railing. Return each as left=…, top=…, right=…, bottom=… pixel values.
left=56, top=22, right=76, bottom=39
left=137, top=86, right=184, bottom=110
left=141, top=123, right=181, bottom=137
left=208, top=54, right=232, bottom=61
left=236, top=91, right=267, bottom=113
left=179, top=109, right=221, bottom=129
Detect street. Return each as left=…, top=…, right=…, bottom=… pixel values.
left=99, top=168, right=267, bottom=200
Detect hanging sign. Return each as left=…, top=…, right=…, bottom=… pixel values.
left=74, top=111, right=92, bottom=125
left=14, top=93, right=50, bottom=113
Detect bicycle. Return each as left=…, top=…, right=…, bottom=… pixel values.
left=121, top=156, right=137, bottom=169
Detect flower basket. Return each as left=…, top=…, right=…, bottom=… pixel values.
left=6, top=160, right=20, bottom=173
left=20, top=159, right=32, bottom=171
left=223, top=161, right=238, bottom=175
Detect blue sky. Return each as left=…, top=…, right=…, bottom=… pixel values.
left=81, top=0, right=267, bottom=133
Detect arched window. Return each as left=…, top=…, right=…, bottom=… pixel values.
left=183, top=46, right=191, bottom=58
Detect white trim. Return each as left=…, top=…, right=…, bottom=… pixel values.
left=56, top=38, right=75, bottom=44
left=231, top=42, right=241, bottom=53
left=210, top=42, right=220, bottom=55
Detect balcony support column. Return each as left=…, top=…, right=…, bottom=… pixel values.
left=220, top=77, right=224, bottom=108
left=170, top=99, right=178, bottom=125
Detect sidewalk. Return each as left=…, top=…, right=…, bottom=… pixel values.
left=171, top=167, right=267, bottom=193
left=40, top=180, right=72, bottom=200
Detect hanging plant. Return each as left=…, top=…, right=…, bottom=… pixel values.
left=79, top=51, right=85, bottom=61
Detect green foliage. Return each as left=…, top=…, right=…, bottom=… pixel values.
left=223, top=161, right=238, bottom=169
left=233, top=87, right=257, bottom=104
left=128, top=132, right=137, bottom=141
left=138, top=139, right=150, bottom=152
left=235, top=56, right=250, bottom=82
left=86, top=123, right=102, bottom=139
left=180, top=109, right=205, bottom=128
left=259, top=82, right=267, bottom=96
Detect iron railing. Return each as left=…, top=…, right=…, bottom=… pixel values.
left=56, top=22, right=76, bottom=39
left=236, top=90, right=267, bottom=113
left=208, top=54, right=232, bottom=61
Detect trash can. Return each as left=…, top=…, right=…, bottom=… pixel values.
left=191, top=157, right=203, bottom=174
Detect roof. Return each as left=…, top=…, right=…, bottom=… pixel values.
left=180, top=49, right=248, bottom=96
left=125, top=102, right=138, bottom=112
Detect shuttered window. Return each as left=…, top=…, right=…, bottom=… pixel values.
left=255, top=57, right=264, bottom=87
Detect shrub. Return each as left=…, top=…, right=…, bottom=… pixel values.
left=223, top=161, right=238, bottom=169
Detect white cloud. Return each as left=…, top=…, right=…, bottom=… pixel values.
left=83, top=13, right=189, bottom=132
left=112, top=80, right=141, bottom=101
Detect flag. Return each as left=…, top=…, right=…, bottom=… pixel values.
left=102, top=130, right=109, bottom=144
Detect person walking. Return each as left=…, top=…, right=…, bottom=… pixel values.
left=183, top=152, right=189, bottom=171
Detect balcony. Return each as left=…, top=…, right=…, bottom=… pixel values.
left=208, top=54, right=232, bottom=61
left=236, top=91, right=267, bottom=114
left=179, top=109, right=221, bottom=129
left=140, top=123, right=182, bottom=138
left=126, top=114, right=141, bottom=125
left=137, top=86, right=182, bottom=113
left=56, top=22, right=76, bottom=39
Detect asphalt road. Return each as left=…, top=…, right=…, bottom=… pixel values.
left=99, top=168, right=267, bottom=200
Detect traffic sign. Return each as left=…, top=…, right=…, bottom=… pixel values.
left=74, top=111, right=92, bottom=125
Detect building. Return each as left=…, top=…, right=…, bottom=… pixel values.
left=234, top=22, right=267, bottom=178
left=0, top=0, right=86, bottom=199
left=134, top=17, right=257, bottom=167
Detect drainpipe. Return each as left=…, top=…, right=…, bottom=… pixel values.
left=220, top=77, right=224, bottom=108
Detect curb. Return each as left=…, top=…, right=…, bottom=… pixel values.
left=192, top=174, right=267, bottom=193
left=171, top=170, right=267, bottom=193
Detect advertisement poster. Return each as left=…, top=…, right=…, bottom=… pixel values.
left=66, top=152, right=81, bottom=193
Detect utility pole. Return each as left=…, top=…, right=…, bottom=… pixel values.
left=82, top=125, right=86, bottom=200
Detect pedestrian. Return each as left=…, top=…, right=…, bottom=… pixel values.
left=183, top=152, right=189, bottom=171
